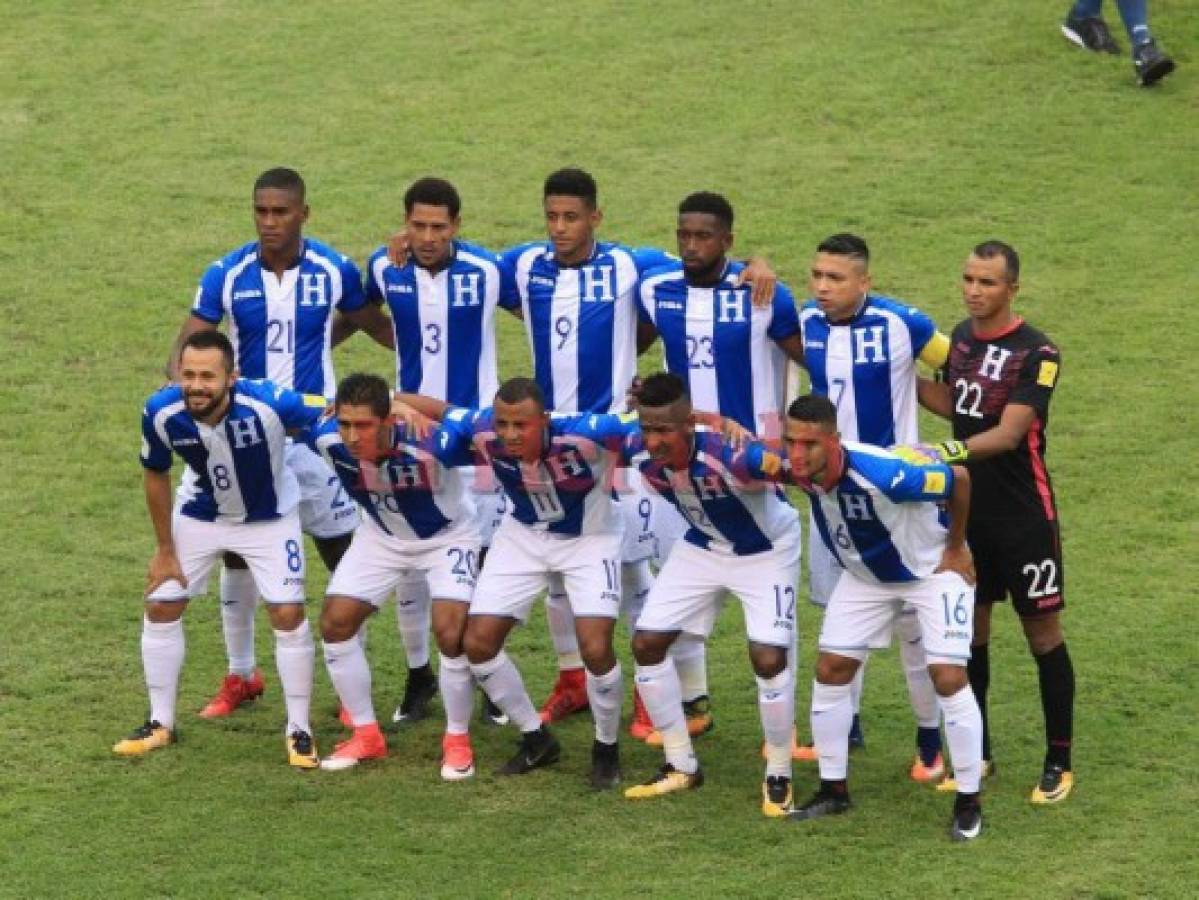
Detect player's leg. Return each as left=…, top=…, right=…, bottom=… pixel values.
left=1023, top=611, right=1075, bottom=803
left=471, top=484, right=507, bottom=726
left=1062, top=0, right=1121, bottom=52
left=897, top=607, right=944, bottom=782
left=539, top=574, right=588, bottom=723
left=621, top=558, right=657, bottom=741
left=794, top=520, right=845, bottom=760
left=200, top=553, right=266, bottom=719
left=392, top=572, right=436, bottom=724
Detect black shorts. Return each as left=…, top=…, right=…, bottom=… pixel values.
left=967, top=516, right=1064, bottom=617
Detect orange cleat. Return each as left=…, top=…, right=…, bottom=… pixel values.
left=199, top=670, right=265, bottom=718
left=646, top=696, right=713, bottom=747
left=539, top=667, right=589, bottom=724
left=910, top=752, right=946, bottom=784
left=440, top=732, right=475, bottom=781
left=761, top=727, right=817, bottom=762
left=629, top=687, right=655, bottom=741
left=319, top=723, right=387, bottom=771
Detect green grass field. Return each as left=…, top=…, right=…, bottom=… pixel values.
left=2, top=1, right=1197, bottom=896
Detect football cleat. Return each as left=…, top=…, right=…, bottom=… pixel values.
left=287, top=729, right=319, bottom=769
left=199, top=670, right=265, bottom=718
left=937, top=758, right=996, bottom=793
left=786, top=785, right=852, bottom=821
left=392, top=664, right=437, bottom=724
left=1133, top=39, right=1175, bottom=87
left=590, top=739, right=622, bottom=791
left=629, top=688, right=655, bottom=741
left=538, top=667, right=589, bottom=724
left=646, top=695, right=713, bottom=746
left=337, top=705, right=354, bottom=729
left=624, top=763, right=704, bottom=799
left=950, top=797, right=984, bottom=842
left=1060, top=14, right=1120, bottom=53
left=1030, top=765, right=1074, bottom=804
left=496, top=727, right=561, bottom=776
left=911, top=752, right=946, bottom=784
left=440, top=732, right=475, bottom=781
left=320, top=723, right=386, bottom=771
left=480, top=691, right=508, bottom=727
left=761, top=775, right=794, bottom=818
left=113, top=720, right=174, bottom=756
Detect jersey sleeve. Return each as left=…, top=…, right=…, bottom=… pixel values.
left=496, top=245, right=531, bottom=311
left=364, top=248, right=387, bottom=305
left=140, top=401, right=173, bottom=472
left=1009, top=343, right=1061, bottom=414
left=766, top=282, right=801, bottom=341
left=436, top=406, right=486, bottom=458
left=877, top=454, right=954, bottom=503
left=636, top=278, right=655, bottom=325
left=191, top=261, right=226, bottom=324
left=901, top=306, right=940, bottom=362
left=267, top=382, right=328, bottom=430
left=630, top=246, right=675, bottom=274
left=334, top=254, right=367, bottom=312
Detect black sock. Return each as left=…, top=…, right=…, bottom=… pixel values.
left=1035, top=642, right=1074, bottom=771
left=820, top=779, right=848, bottom=797
left=966, top=643, right=991, bottom=761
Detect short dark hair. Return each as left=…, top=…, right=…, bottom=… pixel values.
left=972, top=240, right=1020, bottom=282
left=335, top=373, right=391, bottom=419
left=637, top=373, right=688, bottom=409
left=678, top=191, right=734, bottom=231
left=495, top=376, right=545, bottom=409
left=404, top=177, right=461, bottom=218
left=543, top=168, right=597, bottom=207
left=787, top=394, right=837, bottom=428
left=253, top=167, right=306, bottom=201
left=817, top=233, right=870, bottom=268
left=181, top=330, right=235, bottom=372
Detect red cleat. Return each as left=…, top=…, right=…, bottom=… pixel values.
left=320, top=723, right=387, bottom=771
left=440, top=732, right=475, bottom=781
left=199, top=669, right=265, bottom=718
left=629, top=687, right=655, bottom=741
left=539, top=667, right=589, bottom=724
left=338, top=705, right=354, bottom=729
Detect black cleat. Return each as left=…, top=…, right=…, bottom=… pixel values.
left=590, top=739, right=621, bottom=790
left=1133, top=39, right=1175, bottom=87
left=787, top=784, right=851, bottom=821
left=950, top=795, right=984, bottom=842
left=393, top=664, right=437, bottom=724
left=1060, top=15, right=1120, bottom=53
left=481, top=690, right=508, bottom=727
left=497, top=726, right=561, bottom=776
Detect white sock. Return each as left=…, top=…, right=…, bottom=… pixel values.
left=898, top=612, right=940, bottom=728
left=757, top=669, right=795, bottom=779
left=395, top=579, right=431, bottom=669
left=219, top=567, right=257, bottom=677
left=635, top=660, right=697, bottom=774
left=939, top=684, right=984, bottom=794
left=470, top=652, right=541, bottom=733
left=439, top=653, right=474, bottom=735
left=671, top=634, right=708, bottom=702
left=621, top=560, right=652, bottom=629
left=586, top=662, right=623, bottom=745
left=849, top=655, right=867, bottom=715
left=546, top=584, right=582, bottom=670
left=274, top=619, right=314, bottom=735
left=142, top=617, right=185, bottom=730
left=322, top=636, right=375, bottom=727
left=810, top=680, right=853, bottom=780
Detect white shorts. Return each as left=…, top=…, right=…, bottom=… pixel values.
left=650, top=494, right=688, bottom=568
left=470, top=521, right=622, bottom=621
left=148, top=511, right=306, bottom=604
left=618, top=473, right=657, bottom=564
left=819, top=569, right=974, bottom=666
left=288, top=440, right=359, bottom=539
left=807, top=513, right=844, bottom=608
left=636, top=530, right=802, bottom=649
left=470, top=481, right=506, bottom=548
left=326, top=516, right=480, bottom=606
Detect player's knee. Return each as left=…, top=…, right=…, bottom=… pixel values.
left=267, top=602, right=306, bottom=632
left=749, top=645, right=787, bottom=679
left=928, top=663, right=967, bottom=696
left=815, top=652, right=858, bottom=685
left=631, top=631, right=672, bottom=666
left=145, top=600, right=186, bottom=624
left=319, top=604, right=357, bottom=643
left=1022, top=614, right=1063, bottom=655
left=462, top=623, right=501, bottom=665
left=432, top=620, right=465, bottom=658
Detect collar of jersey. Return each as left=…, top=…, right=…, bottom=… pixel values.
left=971, top=315, right=1024, bottom=341
left=256, top=239, right=307, bottom=272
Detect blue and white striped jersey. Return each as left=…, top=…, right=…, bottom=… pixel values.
left=638, top=261, right=800, bottom=435
left=624, top=426, right=798, bottom=556
left=437, top=407, right=637, bottom=537
left=502, top=241, right=673, bottom=413
left=192, top=239, right=366, bottom=399
left=301, top=417, right=474, bottom=541
left=366, top=239, right=511, bottom=408
left=792, top=441, right=955, bottom=584
left=141, top=379, right=326, bottom=523
left=799, top=294, right=938, bottom=446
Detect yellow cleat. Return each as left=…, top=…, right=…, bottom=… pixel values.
left=936, top=758, right=995, bottom=792
left=113, top=720, right=174, bottom=756
left=287, top=730, right=319, bottom=769
left=762, top=775, right=793, bottom=817
left=624, top=764, right=704, bottom=799
left=1030, top=766, right=1074, bottom=804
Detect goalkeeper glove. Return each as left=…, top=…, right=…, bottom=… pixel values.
left=936, top=440, right=969, bottom=464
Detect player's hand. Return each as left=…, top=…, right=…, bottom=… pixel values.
left=386, top=231, right=411, bottom=268
left=146, top=547, right=187, bottom=597
left=758, top=450, right=783, bottom=477
left=935, top=440, right=970, bottom=464
left=391, top=399, right=432, bottom=440
left=719, top=416, right=754, bottom=450
left=935, top=545, right=976, bottom=586
left=737, top=257, right=777, bottom=308
left=625, top=376, right=643, bottom=412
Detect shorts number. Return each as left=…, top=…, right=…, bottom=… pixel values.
left=424, top=323, right=442, bottom=354
left=602, top=559, right=619, bottom=592
left=447, top=547, right=478, bottom=578
left=638, top=497, right=652, bottom=533
left=212, top=464, right=232, bottom=490
left=774, top=585, right=796, bottom=621
left=1021, top=559, right=1059, bottom=599
left=686, top=335, right=715, bottom=369
left=267, top=318, right=295, bottom=354
left=326, top=475, right=347, bottom=508
left=953, top=379, right=984, bottom=419
left=285, top=539, right=302, bottom=573
left=554, top=315, right=572, bottom=350
left=941, top=591, right=969, bottom=626
left=833, top=523, right=852, bottom=550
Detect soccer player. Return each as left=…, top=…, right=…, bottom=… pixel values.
left=168, top=167, right=392, bottom=719
left=303, top=374, right=483, bottom=777
left=1061, top=1, right=1175, bottom=86
left=919, top=241, right=1075, bottom=805
left=619, top=375, right=801, bottom=817
left=393, top=377, right=636, bottom=790
left=115, top=331, right=326, bottom=767
left=796, top=233, right=951, bottom=780
left=782, top=395, right=984, bottom=841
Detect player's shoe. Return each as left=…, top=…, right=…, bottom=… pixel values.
left=496, top=726, right=561, bottom=776
left=1060, top=15, right=1120, bottom=53
left=287, top=729, right=319, bottom=769
left=440, top=732, right=475, bottom=781
left=910, top=752, right=946, bottom=784
left=337, top=705, right=354, bottom=729
left=761, top=775, right=793, bottom=818
left=1030, top=764, right=1074, bottom=804
left=198, top=669, right=265, bottom=718
left=786, top=784, right=851, bottom=821
left=1133, top=39, right=1175, bottom=87
left=950, top=795, right=984, bottom=842
left=480, top=691, right=508, bottom=727
left=936, top=759, right=996, bottom=793
left=629, top=688, right=655, bottom=741
left=392, top=664, right=437, bottom=724
left=624, top=763, right=704, bottom=799
left=538, top=667, right=589, bottom=724
left=112, top=720, right=174, bottom=756
left=761, top=729, right=818, bottom=762
left=320, top=723, right=386, bottom=771
left=646, top=695, right=713, bottom=746
left=590, top=739, right=621, bottom=791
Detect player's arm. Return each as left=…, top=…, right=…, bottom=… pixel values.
left=332, top=303, right=395, bottom=350
left=166, top=314, right=218, bottom=380
left=957, top=403, right=1039, bottom=462
left=144, top=468, right=186, bottom=595
left=935, top=465, right=975, bottom=585
left=636, top=320, right=658, bottom=355
left=392, top=392, right=450, bottom=437
left=774, top=333, right=805, bottom=366
left=917, top=331, right=951, bottom=369
left=737, top=256, right=777, bottom=308
left=917, top=376, right=952, bottom=419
